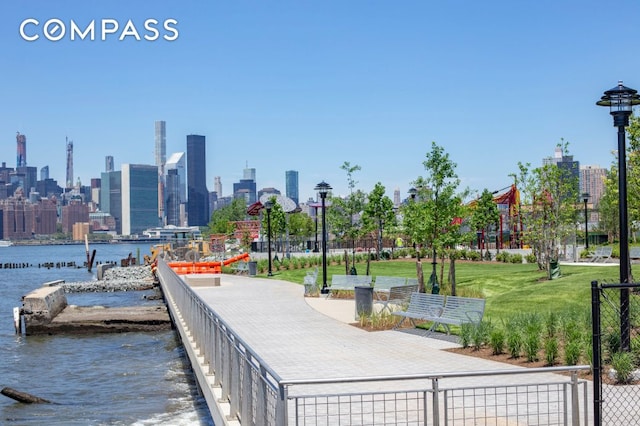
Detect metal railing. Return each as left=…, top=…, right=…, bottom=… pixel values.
left=157, top=260, right=591, bottom=425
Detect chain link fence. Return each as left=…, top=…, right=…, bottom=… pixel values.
left=592, top=281, right=640, bottom=425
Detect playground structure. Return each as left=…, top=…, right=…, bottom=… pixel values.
left=469, top=184, right=523, bottom=250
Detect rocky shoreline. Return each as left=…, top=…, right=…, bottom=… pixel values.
left=56, top=265, right=157, bottom=293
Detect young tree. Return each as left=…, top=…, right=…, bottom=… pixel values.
left=208, top=197, right=250, bottom=235
left=470, top=189, right=500, bottom=260
left=406, top=142, right=462, bottom=293
left=261, top=197, right=286, bottom=255
left=514, top=141, right=579, bottom=279
left=362, top=182, right=396, bottom=260
left=327, top=162, right=365, bottom=274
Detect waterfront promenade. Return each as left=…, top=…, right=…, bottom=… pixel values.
left=157, top=265, right=592, bottom=425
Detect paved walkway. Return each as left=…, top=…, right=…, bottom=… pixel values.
left=188, top=274, right=592, bottom=405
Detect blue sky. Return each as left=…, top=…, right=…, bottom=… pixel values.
left=1, top=1, right=639, bottom=202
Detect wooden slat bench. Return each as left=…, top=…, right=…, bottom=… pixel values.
left=327, top=275, right=372, bottom=298
left=392, top=293, right=445, bottom=329
left=377, top=284, right=418, bottom=313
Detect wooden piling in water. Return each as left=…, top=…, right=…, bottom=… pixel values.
left=1, top=387, right=52, bottom=404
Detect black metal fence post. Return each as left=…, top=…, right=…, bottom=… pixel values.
left=591, top=280, right=602, bottom=426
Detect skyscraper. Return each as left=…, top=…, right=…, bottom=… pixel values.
left=66, top=137, right=73, bottom=189
left=155, top=121, right=166, bottom=168
left=40, top=166, right=49, bottom=181
left=214, top=176, right=222, bottom=196
left=580, top=165, right=607, bottom=207
left=165, top=152, right=186, bottom=203
left=121, top=164, right=159, bottom=235
left=186, top=135, right=209, bottom=226
left=285, top=170, right=299, bottom=205
left=155, top=121, right=167, bottom=226
left=165, top=168, right=181, bottom=226
left=16, top=132, right=26, bottom=167
left=100, top=170, right=122, bottom=234
left=105, top=156, right=114, bottom=172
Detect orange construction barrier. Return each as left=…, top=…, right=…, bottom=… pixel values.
left=167, top=252, right=250, bottom=274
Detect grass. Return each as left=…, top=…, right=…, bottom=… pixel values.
left=260, top=258, right=628, bottom=323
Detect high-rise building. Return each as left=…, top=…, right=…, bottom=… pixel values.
left=16, top=132, right=26, bottom=168
left=66, top=137, right=73, bottom=189
left=61, top=199, right=89, bottom=233
left=155, top=121, right=166, bottom=168
left=285, top=170, right=299, bottom=206
left=165, top=152, right=186, bottom=203
left=214, top=176, right=222, bottom=196
left=580, top=165, right=607, bottom=207
left=105, top=156, right=114, bottom=172
left=233, top=179, right=257, bottom=205
left=121, top=164, right=159, bottom=235
left=186, top=135, right=209, bottom=226
left=100, top=170, right=122, bottom=234
left=155, top=121, right=166, bottom=225
left=165, top=168, right=181, bottom=226
left=40, top=166, right=49, bottom=181
left=393, top=188, right=401, bottom=207
left=557, top=155, right=580, bottom=197
left=243, top=165, right=256, bottom=181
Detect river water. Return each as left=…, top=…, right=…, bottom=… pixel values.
left=0, top=242, right=213, bottom=425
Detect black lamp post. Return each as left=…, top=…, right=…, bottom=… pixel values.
left=315, top=181, right=332, bottom=294
left=597, top=81, right=640, bottom=352
left=582, top=192, right=590, bottom=250
left=265, top=200, right=273, bottom=277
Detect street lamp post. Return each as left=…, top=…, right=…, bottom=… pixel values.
left=315, top=181, right=332, bottom=294
left=597, top=81, right=640, bottom=352
left=582, top=192, right=590, bottom=250
left=265, top=200, right=273, bottom=276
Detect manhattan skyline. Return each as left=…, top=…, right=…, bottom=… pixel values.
left=2, top=1, right=639, bottom=201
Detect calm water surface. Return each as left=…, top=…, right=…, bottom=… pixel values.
left=0, top=243, right=213, bottom=425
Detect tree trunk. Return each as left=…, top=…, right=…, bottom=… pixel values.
left=344, top=250, right=349, bottom=274
left=416, top=260, right=425, bottom=293
left=449, top=257, right=457, bottom=296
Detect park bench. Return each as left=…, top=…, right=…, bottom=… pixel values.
left=630, top=247, right=640, bottom=262
left=424, top=295, right=486, bottom=334
left=231, top=261, right=249, bottom=274
left=377, top=284, right=419, bottom=313
left=590, top=246, right=613, bottom=263
left=392, top=293, right=445, bottom=329
left=326, top=275, right=372, bottom=298
left=373, top=276, right=410, bottom=300
left=393, top=294, right=485, bottom=335
left=303, top=267, right=319, bottom=296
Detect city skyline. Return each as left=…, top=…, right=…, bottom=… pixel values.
left=2, top=2, right=640, bottom=201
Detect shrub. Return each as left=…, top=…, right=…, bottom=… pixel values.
left=545, top=311, right=558, bottom=338
left=509, top=253, right=523, bottom=264
left=467, top=251, right=481, bottom=261
left=544, top=336, right=559, bottom=366
left=495, top=252, right=510, bottom=263
left=460, top=323, right=474, bottom=349
left=489, top=326, right=506, bottom=355
left=525, top=253, right=537, bottom=264
left=564, top=340, right=582, bottom=366
left=506, top=324, right=523, bottom=359
left=611, top=351, right=636, bottom=384
left=472, top=321, right=491, bottom=350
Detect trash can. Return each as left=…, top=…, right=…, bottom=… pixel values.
left=550, top=260, right=560, bottom=279
left=354, top=286, right=373, bottom=319
left=248, top=261, right=257, bottom=276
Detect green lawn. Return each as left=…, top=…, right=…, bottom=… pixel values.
left=262, top=259, right=631, bottom=323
